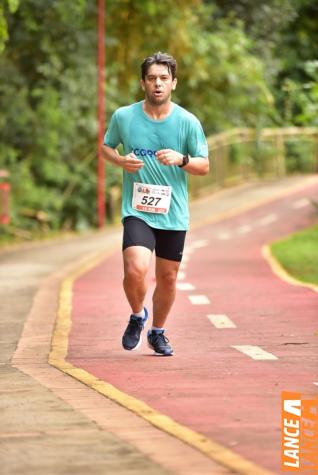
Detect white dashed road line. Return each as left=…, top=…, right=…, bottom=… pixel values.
left=188, top=295, right=210, bottom=305
left=257, top=214, right=278, bottom=226
left=207, top=314, right=236, bottom=329
left=232, top=345, right=278, bottom=360
left=237, top=225, right=252, bottom=234
left=217, top=232, right=231, bottom=241
left=181, top=231, right=281, bottom=364
left=292, top=198, right=310, bottom=209
left=176, top=282, right=195, bottom=291
left=183, top=247, right=195, bottom=255
left=191, top=239, right=209, bottom=248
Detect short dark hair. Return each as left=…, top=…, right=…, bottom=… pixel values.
left=141, top=52, right=177, bottom=80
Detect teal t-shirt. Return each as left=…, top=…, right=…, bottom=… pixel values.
left=104, top=101, right=208, bottom=230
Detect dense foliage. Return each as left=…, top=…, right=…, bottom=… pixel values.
left=0, top=0, right=317, bottom=234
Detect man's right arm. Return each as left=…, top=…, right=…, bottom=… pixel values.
left=102, top=145, right=144, bottom=173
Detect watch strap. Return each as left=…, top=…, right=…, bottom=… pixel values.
left=178, top=155, right=189, bottom=168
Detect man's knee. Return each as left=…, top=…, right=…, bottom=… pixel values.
left=124, top=260, right=148, bottom=282
left=156, top=269, right=178, bottom=289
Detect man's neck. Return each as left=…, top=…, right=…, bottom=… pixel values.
left=142, top=100, right=173, bottom=120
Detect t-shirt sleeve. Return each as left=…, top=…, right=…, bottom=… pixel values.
left=104, top=112, right=121, bottom=148
left=187, top=118, right=209, bottom=158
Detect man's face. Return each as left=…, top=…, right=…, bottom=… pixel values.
left=141, top=64, right=177, bottom=106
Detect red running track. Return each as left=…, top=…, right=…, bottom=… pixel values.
left=67, top=182, right=318, bottom=474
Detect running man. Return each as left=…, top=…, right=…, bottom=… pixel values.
left=103, top=52, right=209, bottom=356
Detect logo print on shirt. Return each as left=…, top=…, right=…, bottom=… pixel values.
left=133, top=148, right=157, bottom=158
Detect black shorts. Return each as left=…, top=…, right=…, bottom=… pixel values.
left=123, top=216, right=186, bottom=262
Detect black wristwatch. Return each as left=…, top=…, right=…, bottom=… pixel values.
left=178, top=155, right=189, bottom=168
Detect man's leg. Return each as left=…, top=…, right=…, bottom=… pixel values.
left=123, top=245, right=152, bottom=313
left=122, top=245, right=152, bottom=350
left=121, top=217, right=156, bottom=351
left=146, top=257, right=180, bottom=356
left=147, top=228, right=185, bottom=356
left=152, top=256, right=180, bottom=328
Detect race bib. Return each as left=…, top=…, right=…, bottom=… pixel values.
left=132, top=182, right=172, bottom=214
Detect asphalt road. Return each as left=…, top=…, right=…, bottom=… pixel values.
left=1, top=174, right=317, bottom=475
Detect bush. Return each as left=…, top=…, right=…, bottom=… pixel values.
left=285, top=140, right=316, bottom=173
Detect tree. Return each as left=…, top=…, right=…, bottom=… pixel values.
left=0, top=0, right=276, bottom=234
left=207, top=0, right=318, bottom=127
left=274, top=0, right=318, bottom=125
left=0, top=0, right=19, bottom=52
left=0, top=0, right=98, bottom=230
left=105, top=0, right=273, bottom=132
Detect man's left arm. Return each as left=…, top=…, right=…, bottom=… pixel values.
left=155, top=149, right=209, bottom=176
left=179, top=155, right=209, bottom=176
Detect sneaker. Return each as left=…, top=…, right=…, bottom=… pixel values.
left=122, top=308, right=148, bottom=351
left=147, top=330, right=174, bottom=356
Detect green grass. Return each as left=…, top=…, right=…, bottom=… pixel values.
left=271, top=223, right=318, bottom=286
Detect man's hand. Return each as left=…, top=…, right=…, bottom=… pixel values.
left=120, top=152, right=144, bottom=173
left=156, top=149, right=183, bottom=166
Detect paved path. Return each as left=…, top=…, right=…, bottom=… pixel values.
left=2, top=175, right=318, bottom=474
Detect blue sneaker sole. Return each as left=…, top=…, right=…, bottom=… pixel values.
left=123, top=336, right=143, bottom=351
left=147, top=343, right=174, bottom=356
